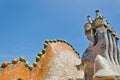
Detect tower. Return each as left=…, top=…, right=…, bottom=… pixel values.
left=82, top=10, right=120, bottom=80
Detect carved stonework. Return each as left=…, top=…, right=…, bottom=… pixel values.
left=82, top=10, right=120, bottom=80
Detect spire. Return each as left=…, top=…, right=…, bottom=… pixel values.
left=95, top=10, right=103, bottom=18
left=87, top=15, right=93, bottom=23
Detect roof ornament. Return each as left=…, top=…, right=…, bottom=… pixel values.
left=87, top=15, right=93, bottom=23
left=95, top=10, right=103, bottom=18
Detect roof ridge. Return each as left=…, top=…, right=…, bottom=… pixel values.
left=0, top=39, right=80, bottom=70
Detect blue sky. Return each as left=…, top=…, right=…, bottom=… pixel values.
left=0, top=0, right=120, bottom=64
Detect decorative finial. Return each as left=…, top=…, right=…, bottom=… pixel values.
left=1, top=62, right=9, bottom=68
left=42, top=49, right=46, bottom=54
left=33, top=62, right=38, bottom=67
left=44, top=43, right=48, bottom=48
left=38, top=53, right=42, bottom=57
left=95, top=10, right=102, bottom=18
left=20, top=57, right=25, bottom=62
left=24, top=62, right=29, bottom=67
left=87, top=15, right=90, bottom=18
left=96, top=10, right=99, bottom=13
left=29, top=65, right=33, bottom=70
left=12, top=59, right=18, bottom=64
left=36, top=56, right=40, bottom=62
left=87, top=15, right=92, bottom=23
